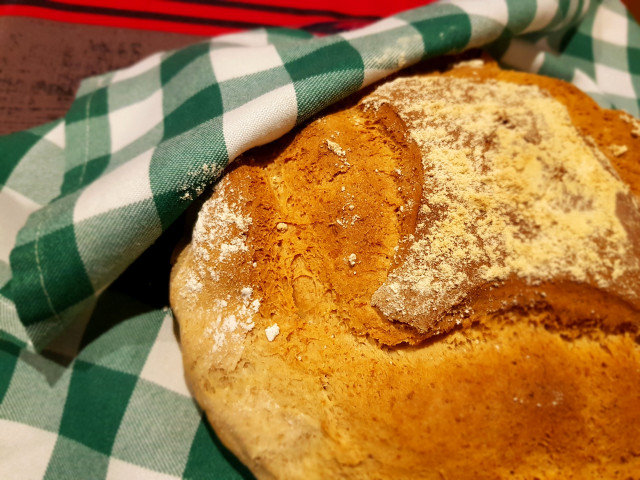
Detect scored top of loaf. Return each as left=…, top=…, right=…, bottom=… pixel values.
left=366, top=75, right=640, bottom=335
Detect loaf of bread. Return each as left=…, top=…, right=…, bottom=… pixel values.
left=170, top=58, right=640, bottom=479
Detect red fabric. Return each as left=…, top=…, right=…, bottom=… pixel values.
left=0, top=1, right=438, bottom=36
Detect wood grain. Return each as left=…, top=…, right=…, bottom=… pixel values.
left=0, top=17, right=204, bottom=135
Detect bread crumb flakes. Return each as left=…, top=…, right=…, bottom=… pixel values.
left=609, top=144, right=628, bottom=157
left=326, top=139, right=346, bottom=157
left=265, top=323, right=280, bottom=342
left=621, top=111, right=640, bottom=137
left=453, top=59, right=485, bottom=69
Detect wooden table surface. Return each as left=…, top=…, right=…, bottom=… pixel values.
left=0, top=16, right=204, bottom=135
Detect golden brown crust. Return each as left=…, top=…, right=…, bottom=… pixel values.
left=170, top=58, right=640, bottom=479
left=446, top=60, right=640, bottom=198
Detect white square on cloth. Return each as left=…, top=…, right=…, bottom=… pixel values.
left=341, top=17, right=409, bottom=40
left=592, top=5, right=629, bottom=47
left=212, top=29, right=269, bottom=47
left=442, top=0, right=509, bottom=26
left=0, top=187, right=40, bottom=264
left=222, top=83, right=297, bottom=160
left=106, top=458, right=181, bottom=480
left=139, top=313, right=191, bottom=397
left=210, top=45, right=285, bottom=83
left=0, top=420, right=58, bottom=480
left=111, top=52, right=163, bottom=85
left=596, top=63, right=636, bottom=97
left=109, top=89, right=164, bottom=153
left=73, top=148, right=154, bottom=224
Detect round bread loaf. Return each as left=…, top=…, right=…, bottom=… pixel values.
left=170, top=58, right=640, bottom=479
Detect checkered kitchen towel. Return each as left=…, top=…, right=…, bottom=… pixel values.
left=1, top=0, right=639, bottom=478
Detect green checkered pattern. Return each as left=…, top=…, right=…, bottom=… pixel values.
left=1, top=0, right=638, bottom=478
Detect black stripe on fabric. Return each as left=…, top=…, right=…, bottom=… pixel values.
left=302, top=20, right=365, bottom=35
left=170, top=0, right=381, bottom=21
left=3, top=0, right=279, bottom=30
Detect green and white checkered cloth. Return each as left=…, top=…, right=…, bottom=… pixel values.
left=1, top=0, right=638, bottom=478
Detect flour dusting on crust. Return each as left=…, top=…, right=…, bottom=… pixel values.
left=365, top=76, right=640, bottom=330
left=183, top=176, right=261, bottom=368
